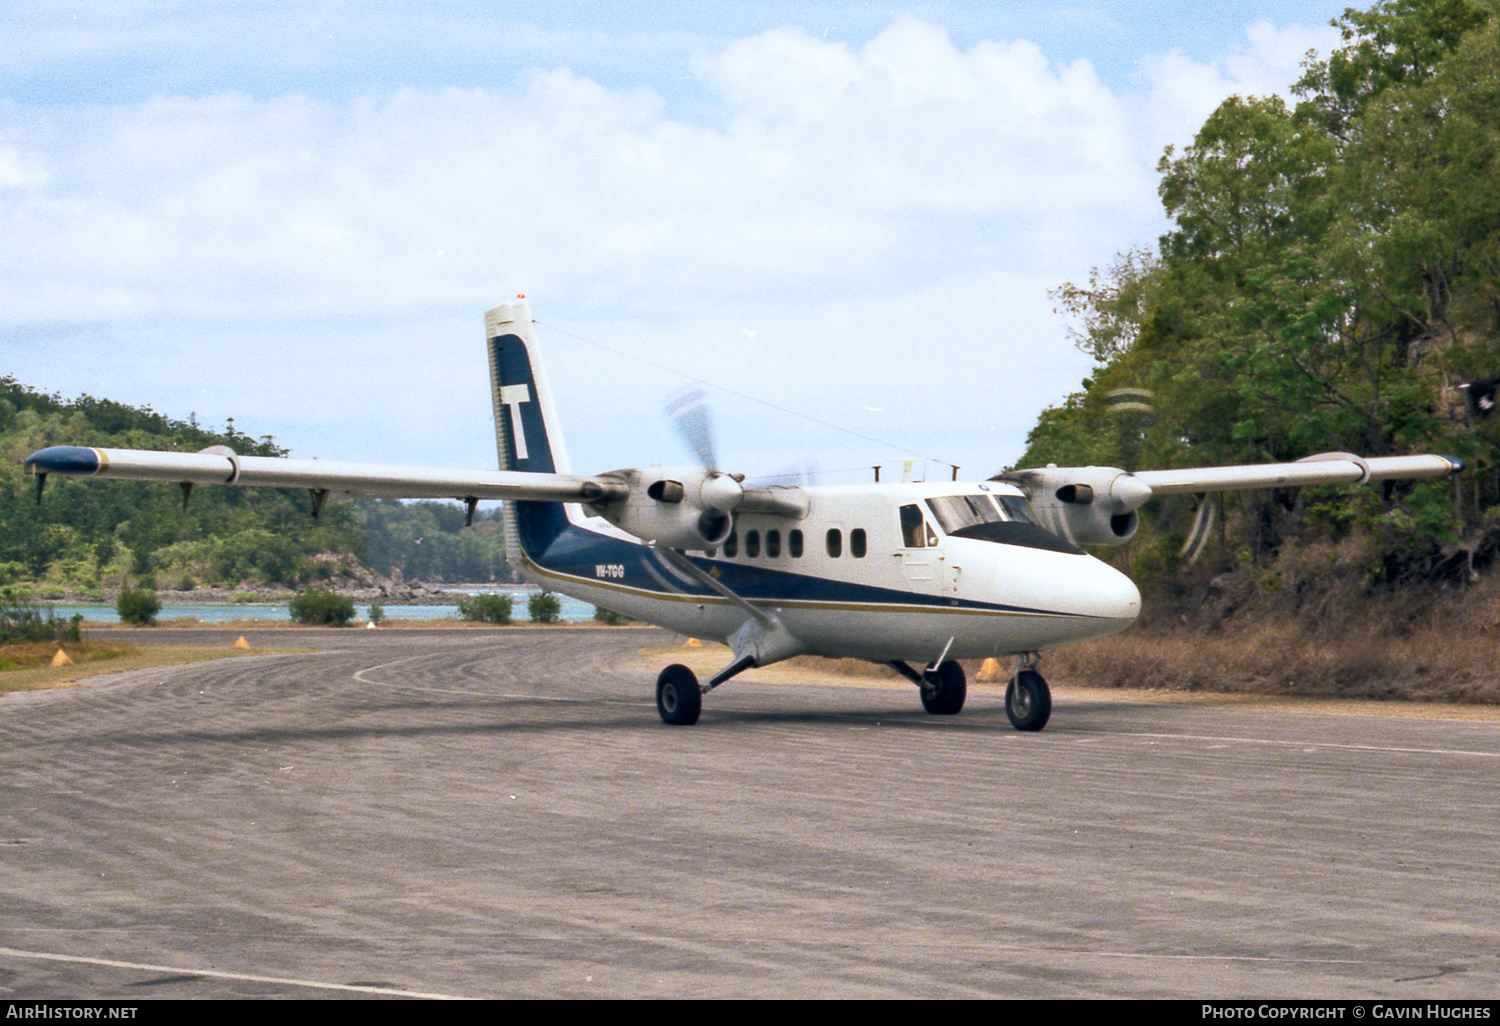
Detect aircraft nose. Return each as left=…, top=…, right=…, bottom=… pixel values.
left=1091, top=559, right=1141, bottom=627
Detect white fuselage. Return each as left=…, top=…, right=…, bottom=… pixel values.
left=519, top=480, right=1142, bottom=663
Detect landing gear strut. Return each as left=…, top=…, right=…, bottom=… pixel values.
left=655, top=653, right=758, bottom=726
left=1006, top=655, right=1051, bottom=732
left=887, top=659, right=967, bottom=715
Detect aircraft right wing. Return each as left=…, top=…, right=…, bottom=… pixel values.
left=22, top=444, right=803, bottom=549
left=23, top=445, right=629, bottom=505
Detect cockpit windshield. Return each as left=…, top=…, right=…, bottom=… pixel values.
left=925, top=493, right=1041, bottom=533
left=925, top=494, right=1002, bottom=534
left=995, top=495, right=1041, bottom=526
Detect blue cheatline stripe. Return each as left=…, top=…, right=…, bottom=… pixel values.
left=518, top=518, right=1106, bottom=620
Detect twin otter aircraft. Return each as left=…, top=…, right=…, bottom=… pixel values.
left=25, top=298, right=1464, bottom=731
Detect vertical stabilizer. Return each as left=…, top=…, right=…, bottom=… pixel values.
left=485, top=298, right=573, bottom=568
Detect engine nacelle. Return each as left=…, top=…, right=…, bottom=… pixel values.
left=593, top=466, right=740, bottom=551
left=1004, top=465, right=1153, bottom=547
left=1047, top=503, right=1140, bottom=547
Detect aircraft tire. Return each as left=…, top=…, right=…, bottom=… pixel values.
left=921, top=660, right=967, bottom=715
left=656, top=664, right=702, bottom=726
left=1006, top=669, right=1051, bottom=731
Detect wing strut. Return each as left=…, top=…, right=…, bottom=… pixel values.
left=652, top=544, right=772, bottom=628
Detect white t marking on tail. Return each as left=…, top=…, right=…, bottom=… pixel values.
left=499, top=383, right=532, bottom=460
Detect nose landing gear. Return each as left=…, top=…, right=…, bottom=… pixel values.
left=1006, top=653, right=1051, bottom=731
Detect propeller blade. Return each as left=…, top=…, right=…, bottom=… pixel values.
left=665, top=385, right=717, bottom=470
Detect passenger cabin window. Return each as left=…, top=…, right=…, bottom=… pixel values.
left=899, top=505, right=935, bottom=548
left=745, top=529, right=761, bottom=558
left=766, top=529, right=781, bottom=558
left=724, top=530, right=738, bottom=558
left=826, top=528, right=842, bottom=558
left=851, top=528, right=867, bottom=558
left=789, top=530, right=803, bottom=558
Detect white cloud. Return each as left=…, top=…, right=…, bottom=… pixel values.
left=0, top=15, right=1341, bottom=475
left=0, top=146, right=48, bottom=189
left=0, top=20, right=1163, bottom=321
left=1136, top=18, right=1342, bottom=157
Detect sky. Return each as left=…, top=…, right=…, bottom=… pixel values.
left=0, top=1, right=1356, bottom=486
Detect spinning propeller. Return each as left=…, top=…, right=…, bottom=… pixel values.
left=585, top=385, right=809, bottom=551
left=666, top=385, right=718, bottom=473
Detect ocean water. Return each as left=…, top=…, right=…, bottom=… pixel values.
left=42, top=589, right=599, bottom=625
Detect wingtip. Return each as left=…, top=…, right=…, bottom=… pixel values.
left=1444, top=455, right=1468, bottom=475
left=23, top=446, right=101, bottom=476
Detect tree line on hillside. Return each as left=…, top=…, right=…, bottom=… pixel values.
left=0, top=379, right=512, bottom=591
left=1022, top=0, right=1500, bottom=589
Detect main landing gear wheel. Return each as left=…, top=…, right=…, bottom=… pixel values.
left=921, top=660, right=967, bottom=715
left=1006, top=668, right=1051, bottom=732
left=656, top=663, right=702, bottom=726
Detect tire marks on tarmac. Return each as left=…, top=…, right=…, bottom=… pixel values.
left=2, top=629, right=1498, bottom=997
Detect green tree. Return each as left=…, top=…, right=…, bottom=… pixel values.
left=289, top=588, right=355, bottom=626
left=116, top=587, right=161, bottom=626
left=1019, top=0, right=1500, bottom=573
left=458, top=593, right=513, bottom=624
left=528, top=592, right=562, bottom=624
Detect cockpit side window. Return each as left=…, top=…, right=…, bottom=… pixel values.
left=899, top=504, right=928, bottom=548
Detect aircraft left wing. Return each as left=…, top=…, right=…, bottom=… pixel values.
left=23, top=445, right=629, bottom=504
left=999, top=451, right=1464, bottom=547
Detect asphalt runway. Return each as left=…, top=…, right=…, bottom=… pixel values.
left=1, top=627, right=1497, bottom=999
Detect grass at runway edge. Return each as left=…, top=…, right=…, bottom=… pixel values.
left=0, top=642, right=292, bottom=697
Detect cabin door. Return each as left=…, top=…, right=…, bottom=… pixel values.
left=897, top=503, right=937, bottom=585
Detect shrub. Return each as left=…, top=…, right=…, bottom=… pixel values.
left=289, top=588, right=355, bottom=626
left=177, top=575, right=197, bottom=592
left=367, top=600, right=385, bottom=625
left=117, top=587, right=161, bottom=626
left=528, top=591, right=562, bottom=624
left=458, top=593, right=512, bottom=624
left=0, top=589, right=81, bottom=644
left=592, top=606, right=632, bottom=625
